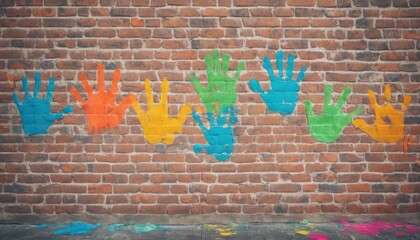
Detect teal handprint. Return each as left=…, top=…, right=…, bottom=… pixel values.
left=12, top=72, right=73, bottom=135
left=249, top=51, right=306, bottom=115
left=190, top=50, right=244, bottom=114
left=305, top=85, right=363, bottom=142
left=192, top=107, right=236, bottom=161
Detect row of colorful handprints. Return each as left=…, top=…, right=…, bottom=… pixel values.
left=11, top=51, right=412, bottom=161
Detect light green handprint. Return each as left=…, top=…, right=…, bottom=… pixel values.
left=305, top=84, right=363, bottom=142
left=190, top=50, right=245, bottom=113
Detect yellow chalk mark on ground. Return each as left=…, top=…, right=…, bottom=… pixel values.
left=296, top=230, right=310, bottom=235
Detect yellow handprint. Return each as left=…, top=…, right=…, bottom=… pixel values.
left=353, top=84, right=412, bottom=143
left=132, top=78, right=191, bottom=145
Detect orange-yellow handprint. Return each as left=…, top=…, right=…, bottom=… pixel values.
left=353, top=84, right=412, bottom=143
left=70, top=64, right=136, bottom=134
left=132, top=78, right=191, bottom=144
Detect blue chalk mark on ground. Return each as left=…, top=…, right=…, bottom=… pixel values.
left=249, top=51, right=306, bottom=115
left=12, top=72, right=73, bottom=135
left=51, top=222, right=101, bottom=235
left=192, top=107, right=236, bottom=161
left=108, top=223, right=167, bottom=233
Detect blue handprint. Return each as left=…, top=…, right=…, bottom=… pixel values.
left=249, top=51, right=307, bottom=115
left=192, top=107, right=237, bottom=161
left=12, top=72, right=73, bottom=135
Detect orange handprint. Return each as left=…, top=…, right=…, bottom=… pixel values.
left=132, top=78, right=191, bottom=144
left=353, top=84, right=412, bottom=143
left=70, top=64, right=136, bottom=134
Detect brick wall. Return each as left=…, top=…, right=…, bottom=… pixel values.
left=0, top=0, right=419, bottom=220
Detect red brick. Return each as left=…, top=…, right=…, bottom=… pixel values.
left=287, top=0, right=315, bottom=6
left=347, top=183, right=371, bottom=192
left=163, top=18, right=188, bottom=28
left=243, top=18, right=281, bottom=27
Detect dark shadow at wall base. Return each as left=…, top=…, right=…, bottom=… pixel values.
left=1, top=213, right=419, bottom=225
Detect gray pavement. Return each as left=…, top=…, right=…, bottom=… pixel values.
left=0, top=222, right=419, bottom=240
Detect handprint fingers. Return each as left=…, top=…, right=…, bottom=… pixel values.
left=70, top=87, right=86, bottom=105
left=216, top=110, right=228, bottom=126
left=97, top=64, right=105, bottom=94
left=51, top=105, right=73, bottom=121
left=275, top=51, right=284, bottom=79
left=304, top=100, right=314, bottom=117
left=190, top=75, right=205, bottom=97
left=46, top=77, right=55, bottom=103
left=348, top=107, right=363, bottom=119
left=159, top=78, right=169, bottom=107
left=12, top=93, right=22, bottom=111
left=13, top=73, right=72, bottom=135
left=132, top=100, right=146, bottom=124
left=367, top=89, right=378, bottom=109
left=233, top=61, right=244, bottom=82
left=109, top=68, right=121, bottom=95
left=79, top=73, right=93, bottom=98
left=135, top=79, right=190, bottom=144
left=79, top=72, right=93, bottom=96
left=353, top=119, right=375, bottom=136
left=204, top=51, right=214, bottom=77
left=336, top=86, right=352, bottom=109
left=296, top=66, right=307, bottom=83
left=306, top=85, right=361, bottom=142
left=213, top=50, right=221, bottom=74
left=61, top=104, right=74, bottom=114
left=192, top=110, right=206, bottom=131
left=222, top=53, right=230, bottom=74
left=323, top=84, right=333, bottom=109
left=286, top=54, right=295, bottom=80
left=176, top=104, right=192, bottom=125
left=228, top=107, right=238, bottom=124
left=248, top=51, right=306, bottom=115
left=207, top=112, right=215, bottom=126
left=345, top=107, right=363, bottom=123
left=262, top=56, right=275, bottom=79
left=353, top=84, right=411, bottom=143
left=22, top=75, right=30, bottom=98
left=144, top=79, right=154, bottom=110
left=402, top=96, right=412, bottom=112
left=33, top=72, right=42, bottom=98
left=249, top=79, right=265, bottom=94
left=113, top=94, right=136, bottom=118
left=384, top=84, right=392, bottom=102
left=193, top=144, right=208, bottom=154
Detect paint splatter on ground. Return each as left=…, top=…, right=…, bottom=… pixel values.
left=0, top=221, right=417, bottom=239
left=47, top=222, right=101, bottom=235
left=338, top=219, right=420, bottom=237
left=204, top=223, right=247, bottom=237
left=108, top=223, right=167, bottom=233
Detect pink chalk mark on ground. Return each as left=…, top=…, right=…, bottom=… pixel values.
left=341, top=231, right=349, bottom=235
left=396, top=231, right=406, bottom=236
left=307, top=233, right=328, bottom=240
left=338, top=219, right=420, bottom=236
left=406, top=225, right=420, bottom=234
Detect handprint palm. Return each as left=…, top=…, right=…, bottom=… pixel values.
left=12, top=73, right=73, bottom=135
left=132, top=78, right=191, bottom=144
left=305, top=85, right=363, bottom=142
left=192, top=107, right=236, bottom=161
left=70, top=64, right=135, bottom=134
left=190, top=50, right=244, bottom=114
left=353, top=84, right=411, bottom=143
left=249, top=51, right=307, bottom=115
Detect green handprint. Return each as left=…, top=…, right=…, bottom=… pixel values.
left=190, top=50, right=245, bottom=113
left=305, top=84, right=363, bottom=142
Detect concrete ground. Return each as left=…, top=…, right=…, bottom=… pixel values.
left=0, top=221, right=419, bottom=240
